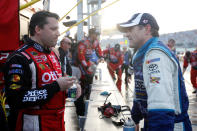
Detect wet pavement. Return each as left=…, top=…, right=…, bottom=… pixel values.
left=65, top=62, right=197, bottom=130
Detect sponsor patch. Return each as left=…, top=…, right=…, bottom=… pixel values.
left=79, top=45, right=85, bottom=49
left=45, top=63, right=50, bottom=68
left=23, top=89, right=48, bottom=102
left=10, top=84, right=21, bottom=90
left=8, top=69, right=23, bottom=74
left=30, top=51, right=38, bottom=56
left=146, top=58, right=160, bottom=64
left=135, top=79, right=147, bottom=100
left=80, top=51, right=83, bottom=54
left=135, top=79, right=145, bottom=90
left=42, top=71, right=58, bottom=82
left=150, top=77, right=160, bottom=84
left=149, top=70, right=160, bottom=74
left=143, top=19, right=148, bottom=24
left=34, top=43, right=44, bottom=52
left=148, top=64, right=158, bottom=71
left=11, top=64, right=22, bottom=68
left=40, top=55, right=47, bottom=61
left=39, top=64, right=45, bottom=70
left=11, top=74, right=20, bottom=82
left=49, top=55, right=58, bottom=64
left=36, top=59, right=42, bottom=63
left=135, top=71, right=143, bottom=76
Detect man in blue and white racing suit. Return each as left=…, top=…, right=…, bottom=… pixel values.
left=117, top=13, right=192, bottom=131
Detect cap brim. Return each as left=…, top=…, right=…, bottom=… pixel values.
left=117, top=21, right=138, bottom=33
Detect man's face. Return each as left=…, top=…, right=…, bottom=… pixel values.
left=90, top=33, right=98, bottom=41
left=167, top=41, right=175, bottom=49
left=125, top=25, right=146, bottom=49
left=114, top=46, right=119, bottom=51
left=39, top=17, right=60, bottom=48
left=61, top=39, right=71, bottom=51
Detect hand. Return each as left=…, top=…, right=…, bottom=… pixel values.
left=56, top=77, right=76, bottom=91
left=87, top=66, right=94, bottom=72
left=127, top=76, right=132, bottom=83
left=87, top=63, right=97, bottom=73
left=76, top=84, right=82, bottom=99
left=98, top=58, right=104, bottom=63
left=182, top=68, right=186, bottom=75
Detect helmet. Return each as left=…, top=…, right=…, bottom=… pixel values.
left=103, top=106, right=115, bottom=118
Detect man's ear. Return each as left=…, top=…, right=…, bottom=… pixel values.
left=145, top=24, right=151, bottom=34
left=35, top=25, right=41, bottom=35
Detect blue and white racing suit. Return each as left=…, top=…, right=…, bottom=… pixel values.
left=131, top=37, right=192, bottom=131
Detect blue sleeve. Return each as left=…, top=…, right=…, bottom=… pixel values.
left=131, top=101, right=143, bottom=124
left=147, top=110, right=175, bottom=131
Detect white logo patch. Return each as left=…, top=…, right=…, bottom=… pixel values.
left=23, top=89, right=48, bottom=102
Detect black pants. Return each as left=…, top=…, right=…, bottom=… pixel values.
left=74, top=95, right=85, bottom=116
left=121, top=64, right=129, bottom=86
left=74, top=76, right=93, bottom=116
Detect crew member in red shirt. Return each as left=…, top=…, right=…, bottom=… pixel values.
left=103, top=44, right=123, bottom=92
left=76, top=28, right=103, bottom=116
left=183, top=49, right=197, bottom=94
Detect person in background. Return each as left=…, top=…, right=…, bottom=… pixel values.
left=183, top=50, right=197, bottom=94
left=57, top=36, right=82, bottom=116
left=75, top=28, right=103, bottom=116
left=167, top=38, right=176, bottom=55
left=103, top=44, right=123, bottom=92
left=103, top=44, right=111, bottom=61
left=126, top=48, right=137, bottom=88
left=4, top=11, right=76, bottom=131
left=58, top=37, right=72, bottom=76
left=117, top=13, right=191, bottom=131
left=121, top=46, right=132, bottom=88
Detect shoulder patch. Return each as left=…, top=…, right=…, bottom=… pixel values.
left=146, top=58, right=160, bottom=64
left=150, top=77, right=160, bottom=84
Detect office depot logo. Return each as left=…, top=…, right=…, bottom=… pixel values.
left=42, top=71, right=58, bottom=82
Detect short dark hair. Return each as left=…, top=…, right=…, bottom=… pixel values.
left=185, top=51, right=191, bottom=58
left=138, top=25, right=159, bottom=37
left=168, top=38, right=175, bottom=44
left=89, top=28, right=100, bottom=35
left=29, top=11, right=59, bottom=36
left=150, top=28, right=159, bottom=37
